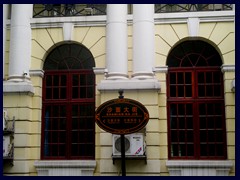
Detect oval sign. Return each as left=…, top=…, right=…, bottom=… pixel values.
left=95, top=98, right=149, bottom=134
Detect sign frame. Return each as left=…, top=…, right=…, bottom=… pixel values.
left=95, top=98, right=149, bottom=135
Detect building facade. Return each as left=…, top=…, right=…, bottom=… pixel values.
left=3, top=4, right=235, bottom=176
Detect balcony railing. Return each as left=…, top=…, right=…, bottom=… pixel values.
left=155, top=4, right=233, bottom=13
left=33, top=4, right=233, bottom=18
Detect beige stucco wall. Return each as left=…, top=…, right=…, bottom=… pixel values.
left=3, top=19, right=235, bottom=175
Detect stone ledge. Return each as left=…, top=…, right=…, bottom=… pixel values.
left=166, top=160, right=233, bottom=176
left=97, top=79, right=161, bottom=91
left=34, top=160, right=97, bottom=176
left=3, top=81, right=35, bottom=96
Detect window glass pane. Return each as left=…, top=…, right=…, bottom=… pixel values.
left=171, top=117, right=177, bottom=129
left=200, top=144, right=207, bottom=156
left=51, top=145, right=58, bottom=156
left=208, top=117, right=215, bottom=129
left=178, top=104, right=185, bottom=115
left=187, top=144, right=194, bottom=156
left=178, top=73, right=184, bottom=84
left=53, top=75, right=59, bottom=86
left=200, top=117, right=207, bottom=129
left=215, top=117, right=223, bottom=128
left=179, top=117, right=185, bottom=129
left=206, top=72, right=212, bottom=83
left=87, top=74, right=94, bottom=85
left=72, top=105, right=78, bottom=117
left=87, top=87, right=94, bottom=98
left=179, top=130, right=185, bottom=141
left=208, top=130, right=215, bottom=142
left=80, top=75, right=86, bottom=86
left=185, top=85, right=192, bottom=97
left=199, top=103, right=206, bottom=115
left=198, top=85, right=205, bottom=97
left=59, top=144, right=66, bottom=156
left=185, top=72, right=191, bottom=84
left=170, top=86, right=176, bottom=97
left=170, top=73, right=176, bottom=84
left=209, top=144, right=216, bottom=156
left=178, top=85, right=184, bottom=97
left=59, top=131, right=66, bottom=143
left=207, top=104, right=214, bottom=115
left=198, top=72, right=205, bottom=83
left=72, top=131, right=78, bottom=143
left=61, top=75, right=67, bottom=86
left=179, top=144, right=186, bottom=156
left=186, top=104, right=192, bottom=115
left=200, top=130, right=207, bottom=142
left=214, top=85, right=221, bottom=96
left=186, top=117, right=193, bottom=129
left=71, top=144, right=78, bottom=156
left=72, top=87, right=78, bottom=98
left=60, top=88, right=66, bottom=99
left=171, top=130, right=178, bottom=142
left=216, top=144, right=224, bottom=156
left=72, top=74, right=79, bottom=86
left=46, top=75, right=52, bottom=86
left=53, top=88, right=59, bottom=99
left=171, top=144, right=179, bottom=157
left=170, top=104, right=177, bottom=115
left=206, top=85, right=213, bottom=96
left=187, top=131, right=194, bottom=142
left=46, top=88, right=52, bottom=99
left=80, top=87, right=86, bottom=98
left=213, top=72, right=221, bottom=83
left=216, top=130, right=223, bottom=142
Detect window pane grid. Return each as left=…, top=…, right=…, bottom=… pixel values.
left=169, top=71, right=192, bottom=98
left=42, top=71, right=95, bottom=160
left=167, top=41, right=226, bottom=160
left=170, top=103, right=194, bottom=158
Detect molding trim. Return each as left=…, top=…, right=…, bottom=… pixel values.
left=5, top=11, right=233, bottom=29
left=97, top=79, right=161, bottom=91
left=3, top=81, right=35, bottom=96
left=166, top=160, right=233, bottom=176
left=34, top=160, right=97, bottom=176
left=221, top=65, right=235, bottom=73
left=29, top=69, right=44, bottom=78
left=93, top=67, right=106, bottom=75
left=154, top=66, right=168, bottom=73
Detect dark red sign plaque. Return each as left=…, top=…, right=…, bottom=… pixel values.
left=95, top=98, right=149, bottom=134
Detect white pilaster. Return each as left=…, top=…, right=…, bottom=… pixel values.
left=132, top=4, right=155, bottom=79
left=8, top=4, right=33, bottom=82
left=3, top=4, right=8, bottom=80
left=106, top=4, right=128, bottom=79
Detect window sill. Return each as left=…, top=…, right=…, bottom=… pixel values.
left=34, top=160, right=96, bottom=176
left=166, top=160, right=233, bottom=176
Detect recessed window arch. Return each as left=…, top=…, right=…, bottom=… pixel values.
left=167, top=40, right=227, bottom=160
left=41, top=43, right=95, bottom=160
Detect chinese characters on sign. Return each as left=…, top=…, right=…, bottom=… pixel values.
left=95, top=98, right=149, bottom=134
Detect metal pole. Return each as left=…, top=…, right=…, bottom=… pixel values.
left=118, top=89, right=126, bottom=176
left=120, top=134, right=126, bottom=176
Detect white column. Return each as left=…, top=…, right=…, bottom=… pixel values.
left=3, top=4, right=8, bottom=80
left=132, top=4, right=155, bottom=79
left=8, top=4, right=33, bottom=82
left=106, top=4, right=128, bottom=79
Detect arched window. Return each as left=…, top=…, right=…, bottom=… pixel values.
left=167, top=40, right=227, bottom=160
left=41, top=43, right=95, bottom=160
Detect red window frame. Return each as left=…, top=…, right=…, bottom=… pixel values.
left=41, top=70, right=95, bottom=160
left=167, top=67, right=227, bottom=160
